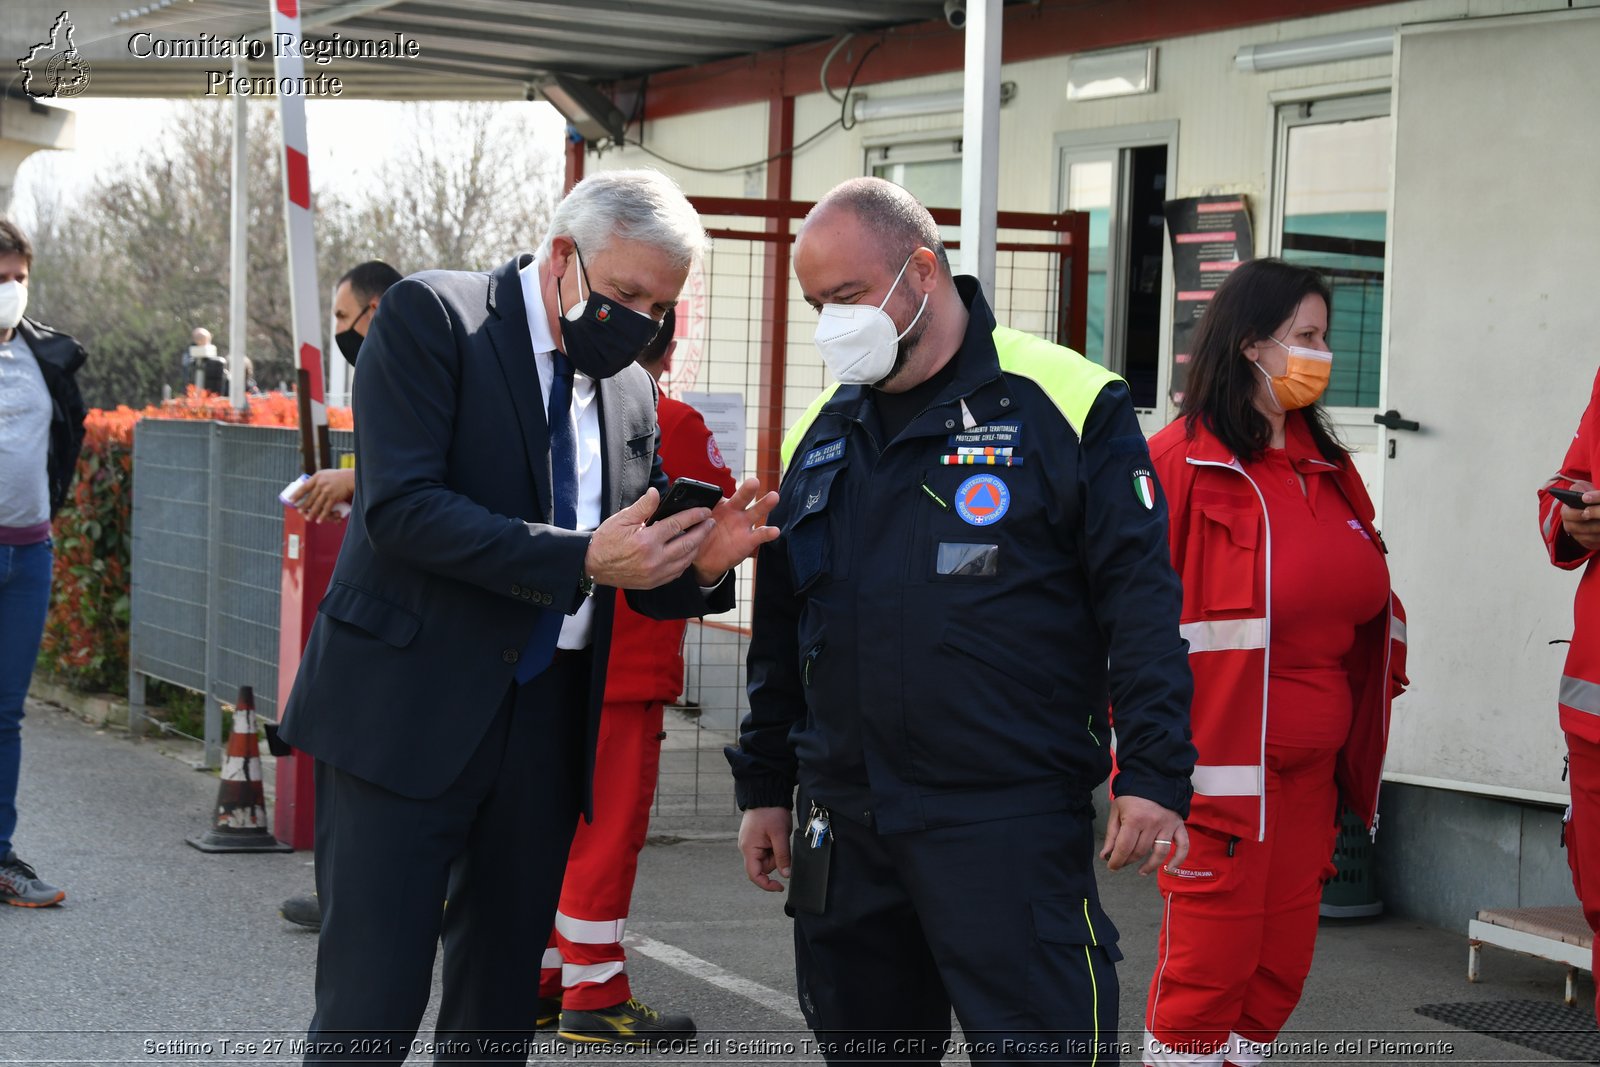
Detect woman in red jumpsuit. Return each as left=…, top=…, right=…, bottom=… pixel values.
left=1141, top=259, right=1407, bottom=1067
left=1537, top=366, right=1600, bottom=1025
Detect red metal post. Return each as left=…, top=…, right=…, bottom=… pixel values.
left=1065, top=210, right=1090, bottom=355
left=564, top=134, right=585, bottom=195
left=272, top=506, right=345, bottom=849
left=756, top=96, right=795, bottom=488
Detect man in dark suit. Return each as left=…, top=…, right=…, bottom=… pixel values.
left=278, top=169, right=778, bottom=1064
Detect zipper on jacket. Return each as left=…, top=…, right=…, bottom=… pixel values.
left=1187, top=455, right=1273, bottom=842
left=920, top=482, right=950, bottom=511
left=803, top=643, right=824, bottom=687
left=1226, top=836, right=1240, bottom=857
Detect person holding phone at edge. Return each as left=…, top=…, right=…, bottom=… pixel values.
left=1538, top=367, right=1600, bottom=1026
left=278, top=170, right=778, bottom=1065
left=1140, top=258, right=1408, bottom=1067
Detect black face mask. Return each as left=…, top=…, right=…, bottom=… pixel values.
left=336, top=305, right=372, bottom=366
left=556, top=247, right=661, bottom=379
left=336, top=328, right=363, bottom=365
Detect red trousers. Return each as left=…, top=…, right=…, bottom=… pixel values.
left=1144, top=746, right=1340, bottom=1067
left=1565, top=731, right=1600, bottom=1025
left=539, top=700, right=664, bottom=1011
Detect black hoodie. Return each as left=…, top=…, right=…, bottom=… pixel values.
left=15, top=317, right=88, bottom=517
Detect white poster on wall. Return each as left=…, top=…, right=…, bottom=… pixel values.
left=682, top=391, right=747, bottom=481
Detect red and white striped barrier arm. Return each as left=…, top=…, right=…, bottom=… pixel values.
left=271, top=0, right=329, bottom=467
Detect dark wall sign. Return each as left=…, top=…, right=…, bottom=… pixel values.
left=1164, top=195, right=1254, bottom=400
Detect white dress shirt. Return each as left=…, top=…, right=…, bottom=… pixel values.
left=519, top=257, right=601, bottom=649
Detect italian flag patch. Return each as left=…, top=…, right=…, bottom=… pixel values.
left=1132, top=469, right=1156, bottom=510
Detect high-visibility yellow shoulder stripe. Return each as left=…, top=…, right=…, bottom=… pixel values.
left=780, top=383, right=842, bottom=473
left=781, top=328, right=1116, bottom=470
left=991, top=325, right=1122, bottom=438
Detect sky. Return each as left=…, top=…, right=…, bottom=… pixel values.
left=11, top=96, right=568, bottom=228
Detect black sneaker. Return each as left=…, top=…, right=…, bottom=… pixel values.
left=559, top=998, right=697, bottom=1046
left=0, top=852, right=64, bottom=907
left=536, top=995, right=562, bottom=1029
left=279, top=893, right=322, bottom=930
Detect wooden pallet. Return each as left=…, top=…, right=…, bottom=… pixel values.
left=1468, top=906, right=1592, bottom=1005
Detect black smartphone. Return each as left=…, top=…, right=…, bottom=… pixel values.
left=648, top=477, right=724, bottom=526
left=1549, top=486, right=1593, bottom=509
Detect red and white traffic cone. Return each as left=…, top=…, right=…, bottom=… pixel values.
left=187, top=686, right=292, bottom=853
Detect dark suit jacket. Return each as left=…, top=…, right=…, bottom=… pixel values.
left=279, top=254, right=732, bottom=804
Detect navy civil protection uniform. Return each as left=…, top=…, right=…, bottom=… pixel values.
left=729, top=279, right=1195, bottom=1064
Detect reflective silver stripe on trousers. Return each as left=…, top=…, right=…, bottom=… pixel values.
left=1561, top=675, right=1600, bottom=716
left=564, top=960, right=626, bottom=987
left=555, top=911, right=627, bottom=944
left=1190, top=764, right=1262, bottom=797
left=1224, top=1032, right=1271, bottom=1067
left=1180, top=618, right=1267, bottom=654
left=1143, top=1030, right=1224, bottom=1067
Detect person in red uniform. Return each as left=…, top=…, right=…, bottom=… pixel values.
left=539, top=307, right=737, bottom=1045
left=1538, top=367, right=1600, bottom=1025
left=1141, top=259, right=1408, bottom=1067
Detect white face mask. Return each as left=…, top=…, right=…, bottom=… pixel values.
left=0, top=280, right=27, bottom=331
left=813, top=253, right=928, bottom=386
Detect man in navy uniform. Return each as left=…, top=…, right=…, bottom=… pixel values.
left=730, top=178, right=1193, bottom=1064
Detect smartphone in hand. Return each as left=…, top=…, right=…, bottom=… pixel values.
left=1549, top=486, right=1593, bottom=509
left=648, top=477, right=724, bottom=526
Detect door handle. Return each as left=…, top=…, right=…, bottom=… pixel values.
left=1372, top=409, right=1420, bottom=432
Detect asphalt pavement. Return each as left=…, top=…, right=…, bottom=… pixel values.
left=5, top=698, right=1589, bottom=1066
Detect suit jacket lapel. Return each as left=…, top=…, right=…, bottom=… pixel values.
left=485, top=254, right=553, bottom=520
left=598, top=374, right=625, bottom=517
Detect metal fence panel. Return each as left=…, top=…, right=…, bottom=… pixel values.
left=130, top=420, right=353, bottom=766
left=130, top=421, right=212, bottom=698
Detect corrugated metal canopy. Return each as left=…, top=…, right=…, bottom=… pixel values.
left=46, top=0, right=944, bottom=98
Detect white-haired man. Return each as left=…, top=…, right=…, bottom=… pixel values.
left=279, top=169, right=779, bottom=1064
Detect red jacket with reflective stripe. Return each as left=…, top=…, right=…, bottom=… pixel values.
left=1539, top=365, right=1600, bottom=744
left=603, top=395, right=738, bottom=704
left=1149, top=414, right=1408, bottom=840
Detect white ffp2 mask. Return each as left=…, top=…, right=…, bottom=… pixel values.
left=812, top=254, right=928, bottom=385
left=0, top=280, right=27, bottom=331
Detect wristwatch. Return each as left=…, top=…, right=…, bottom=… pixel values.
left=578, top=533, right=596, bottom=598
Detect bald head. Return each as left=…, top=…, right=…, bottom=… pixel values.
left=793, top=177, right=969, bottom=394
left=804, top=177, right=950, bottom=277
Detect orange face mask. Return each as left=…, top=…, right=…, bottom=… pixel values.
left=1256, top=336, right=1332, bottom=411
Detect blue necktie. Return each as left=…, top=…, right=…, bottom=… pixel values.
left=515, top=351, right=578, bottom=684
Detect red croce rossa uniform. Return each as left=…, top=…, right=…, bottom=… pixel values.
left=540, top=394, right=736, bottom=1012
left=1538, top=364, right=1600, bottom=1026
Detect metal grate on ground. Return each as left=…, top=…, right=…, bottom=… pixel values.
left=1416, top=999, right=1600, bottom=1062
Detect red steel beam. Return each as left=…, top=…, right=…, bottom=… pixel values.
left=630, top=0, right=1396, bottom=121
left=693, top=195, right=1081, bottom=234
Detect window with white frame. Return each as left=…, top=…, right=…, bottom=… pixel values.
left=1273, top=93, right=1391, bottom=409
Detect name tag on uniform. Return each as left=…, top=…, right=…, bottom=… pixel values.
left=800, top=439, right=846, bottom=470
left=947, top=422, right=1022, bottom=449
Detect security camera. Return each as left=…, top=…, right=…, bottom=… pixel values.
left=943, top=0, right=966, bottom=29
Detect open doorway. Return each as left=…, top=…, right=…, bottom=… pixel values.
left=1056, top=122, right=1176, bottom=432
